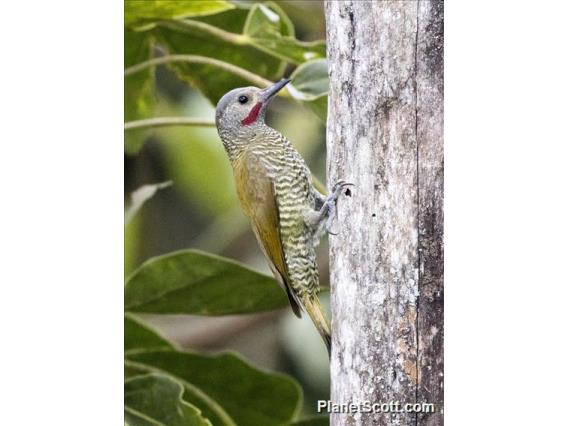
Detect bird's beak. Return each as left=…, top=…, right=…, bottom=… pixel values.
left=260, top=78, right=291, bottom=102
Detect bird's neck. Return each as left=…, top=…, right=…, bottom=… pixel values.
left=221, top=123, right=285, bottom=163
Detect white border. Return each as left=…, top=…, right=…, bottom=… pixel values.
left=1, top=1, right=567, bottom=424
left=0, top=1, right=123, bottom=424
left=446, top=1, right=568, bottom=424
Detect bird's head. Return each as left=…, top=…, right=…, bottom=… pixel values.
left=215, top=79, right=291, bottom=139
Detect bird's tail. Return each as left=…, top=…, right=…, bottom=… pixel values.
left=303, top=295, right=332, bottom=358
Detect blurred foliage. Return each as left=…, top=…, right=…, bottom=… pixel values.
left=125, top=314, right=174, bottom=352
left=124, top=29, right=156, bottom=153
left=125, top=1, right=235, bottom=29
left=289, top=59, right=328, bottom=121
left=124, top=212, right=141, bottom=278
left=241, top=3, right=326, bottom=64
left=289, top=417, right=330, bottom=426
left=125, top=180, right=173, bottom=225
left=125, top=373, right=212, bottom=426
left=124, top=0, right=328, bottom=153
left=125, top=249, right=287, bottom=315
left=128, top=349, right=302, bottom=426
left=124, top=1, right=330, bottom=424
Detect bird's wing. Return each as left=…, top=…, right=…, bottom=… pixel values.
left=234, top=151, right=302, bottom=318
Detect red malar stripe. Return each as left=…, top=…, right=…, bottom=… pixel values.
left=241, top=102, right=263, bottom=126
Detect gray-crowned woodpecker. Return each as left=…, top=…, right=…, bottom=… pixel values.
left=215, top=79, right=350, bottom=356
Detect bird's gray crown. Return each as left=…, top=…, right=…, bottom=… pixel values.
left=215, top=86, right=259, bottom=128
left=215, top=79, right=291, bottom=131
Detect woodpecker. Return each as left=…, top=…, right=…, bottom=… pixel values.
left=215, top=79, right=350, bottom=356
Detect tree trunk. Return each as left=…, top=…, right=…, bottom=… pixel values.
left=325, top=1, right=443, bottom=425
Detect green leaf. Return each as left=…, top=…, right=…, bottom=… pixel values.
left=289, top=59, right=329, bottom=99
left=243, top=2, right=294, bottom=38
left=125, top=373, right=212, bottom=426
left=289, top=417, right=330, bottom=426
left=125, top=0, right=235, bottom=29
left=125, top=181, right=173, bottom=225
left=125, top=314, right=174, bottom=352
left=127, top=350, right=302, bottom=426
left=124, top=29, right=155, bottom=154
left=243, top=3, right=326, bottom=64
left=289, top=59, right=329, bottom=121
left=251, top=37, right=326, bottom=65
left=124, top=249, right=287, bottom=315
left=153, top=7, right=284, bottom=105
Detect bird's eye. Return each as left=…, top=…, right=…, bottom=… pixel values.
left=238, top=95, right=248, bottom=104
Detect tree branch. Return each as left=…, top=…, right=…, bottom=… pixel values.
left=124, top=117, right=216, bottom=131
left=161, top=20, right=249, bottom=46
left=124, top=54, right=284, bottom=94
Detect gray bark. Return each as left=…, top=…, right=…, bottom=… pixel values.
left=325, top=1, right=443, bottom=425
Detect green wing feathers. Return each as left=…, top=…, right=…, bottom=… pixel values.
left=234, top=152, right=302, bottom=317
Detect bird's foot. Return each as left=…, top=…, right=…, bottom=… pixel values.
left=322, top=181, right=353, bottom=235
left=330, top=180, right=353, bottom=202
left=305, top=181, right=353, bottom=238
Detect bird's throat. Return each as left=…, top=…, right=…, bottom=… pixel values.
left=241, top=102, right=263, bottom=126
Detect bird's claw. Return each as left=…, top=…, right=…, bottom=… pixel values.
left=331, top=180, right=354, bottom=197
left=316, top=180, right=353, bottom=237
